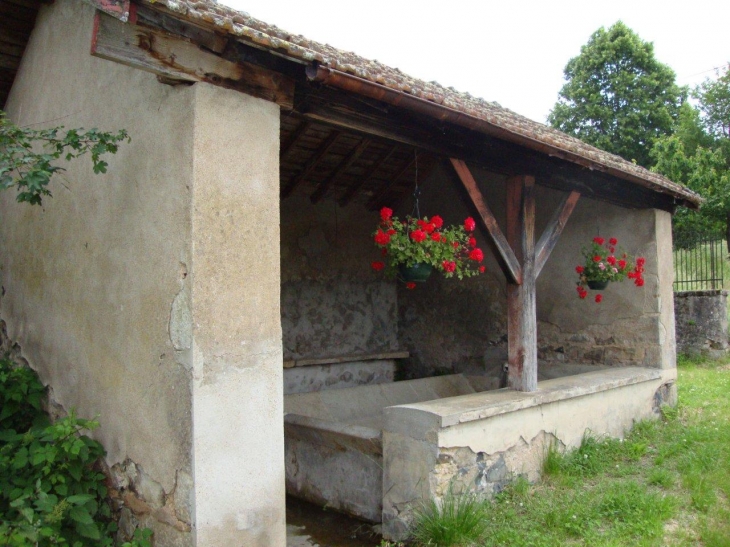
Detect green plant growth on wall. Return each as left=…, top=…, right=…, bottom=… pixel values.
left=0, top=358, right=150, bottom=547
left=0, top=110, right=129, bottom=205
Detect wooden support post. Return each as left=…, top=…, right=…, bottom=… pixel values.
left=506, top=175, right=537, bottom=392
left=449, top=159, right=579, bottom=393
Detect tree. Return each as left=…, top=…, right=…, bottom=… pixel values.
left=651, top=135, right=730, bottom=243
left=696, top=64, right=730, bottom=140
left=548, top=21, right=685, bottom=168
left=651, top=66, right=730, bottom=246
left=0, top=111, right=128, bottom=205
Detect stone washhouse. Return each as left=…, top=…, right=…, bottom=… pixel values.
left=0, top=0, right=701, bottom=545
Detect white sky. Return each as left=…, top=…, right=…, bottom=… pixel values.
left=221, top=0, right=730, bottom=124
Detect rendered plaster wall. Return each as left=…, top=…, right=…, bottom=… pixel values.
left=674, top=290, right=729, bottom=357
left=1, top=0, right=194, bottom=543
left=190, top=84, right=285, bottom=546
left=280, top=196, right=398, bottom=360
left=382, top=368, right=674, bottom=540
left=398, top=165, right=676, bottom=379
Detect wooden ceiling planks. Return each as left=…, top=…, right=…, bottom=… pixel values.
left=0, top=0, right=42, bottom=109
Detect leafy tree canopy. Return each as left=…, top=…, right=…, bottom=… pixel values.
left=548, top=21, right=685, bottom=168
left=0, top=111, right=129, bottom=205
left=695, top=64, right=730, bottom=139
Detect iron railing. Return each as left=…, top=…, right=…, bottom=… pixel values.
left=673, top=232, right=726, bottom=291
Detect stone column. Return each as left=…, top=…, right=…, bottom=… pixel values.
left=655, top=210, right=677, bottom=371
left=190, top=83, right=284, bottom=546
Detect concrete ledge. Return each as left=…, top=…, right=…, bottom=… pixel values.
left=284, top=413, right=382, bottom=456
left=385, top=367, right=662, bottom=436
left=283, top=351, right=410, bottom=368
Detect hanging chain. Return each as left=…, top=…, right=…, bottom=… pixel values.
left=411, top=149, right=421, bottom=219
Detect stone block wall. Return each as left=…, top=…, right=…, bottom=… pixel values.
left=674, top=290, right=729, bottom=357
left=280, top=195, right=399, bottom=361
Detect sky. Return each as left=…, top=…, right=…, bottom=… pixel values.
left=220, top=0, right=730, bottom=124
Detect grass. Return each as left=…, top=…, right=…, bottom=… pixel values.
left=407, top=354, right=730, bottom=546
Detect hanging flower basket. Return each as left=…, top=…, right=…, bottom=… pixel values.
left=575, top=236, right=645, bottom=303
left=398, top=263, right=433, bottom=283
left=370, top=207, right=485, bottom=289
left=586, top=280, right=609, bottom=290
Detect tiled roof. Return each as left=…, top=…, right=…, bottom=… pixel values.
left=147, top=0, right=701, bottom=207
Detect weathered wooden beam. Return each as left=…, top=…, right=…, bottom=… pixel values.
left=281, top=130, right=340, bottom=198
left=311, top=137, right=371, bottom=203
left=90, top=11, right=294, bottom=108
left=298, top=86, right=681, bottom=212
left=450, top=158, right=521, bottom=285
left=339, top=144, right=398, bottom=206
left=280, top=119, right=310, bottom=159
left=506, top=175, right=538, bottom=392
left=84, top=0, right=130, bottom=21
left=534, top=191, right=580, bottom=278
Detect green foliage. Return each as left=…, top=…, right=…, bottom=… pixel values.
left=0, top=110, right=129, bottom=205
left=0, top=358, right=151, bottom=547
left=548, top=21, right=684, bottom=168
left=409, top=483, right=489, bottom=547
left=695, top=64, right=730, bottom=139
left=464, top=357, right=730, bottom=546
left=651, top=134, right=730, bottom=240
left=0, top=362, right=47, bottom=433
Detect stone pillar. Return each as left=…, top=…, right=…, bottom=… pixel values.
left=655, top=210, right=677, bottom=371
left=190, top=84, right=284, bottom=546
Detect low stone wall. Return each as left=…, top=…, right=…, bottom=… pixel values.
left=675, top=290, right=729, bottom=357
left=381, top=367, right=675, bottom=540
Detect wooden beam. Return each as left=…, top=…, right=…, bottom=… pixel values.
left=85, top=0, right=130, bottom=21
left=280, top=120, right=309, bottom=159
left=450, top=158, right=521, bottom=285
left=534, top=191, right=580, bottom=278
left=281, top=130, right=340, bottom=198
left=297, top=86, right=681, bottom=212
left=338, top=144, right=398, bottom=206
left=310, top=137, right=371, bottom=203
left=90, top=12, right=294, bottom=108
left=506, top=175, right=538, bottom=392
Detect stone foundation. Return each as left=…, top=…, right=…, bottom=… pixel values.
left=674, top=290, right=729, bottom=357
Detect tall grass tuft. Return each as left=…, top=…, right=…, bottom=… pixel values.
left=409, top=484, right=489, bottom=547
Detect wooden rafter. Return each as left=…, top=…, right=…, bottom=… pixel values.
left=450, top=158, right=521, bottom=285
left=281, top=130, right=341, bottom=198
left=280, top=120, right=310, bottom=160
left=338, top=144, right=398, bottom=206
left=310, top=137, right=372, bottom=203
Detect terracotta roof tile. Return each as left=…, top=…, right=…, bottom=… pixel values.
left=146, top=0, right=700, bottom=207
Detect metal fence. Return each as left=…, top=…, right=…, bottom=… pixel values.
left=673, top=232, right=726, bottom=291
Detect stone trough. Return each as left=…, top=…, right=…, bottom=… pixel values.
left=283, top=366, right=673, bottom=540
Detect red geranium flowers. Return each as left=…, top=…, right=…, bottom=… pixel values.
left=575, top=236, right=646, bottom=303
left=372, top=207, right=486, bottom=286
